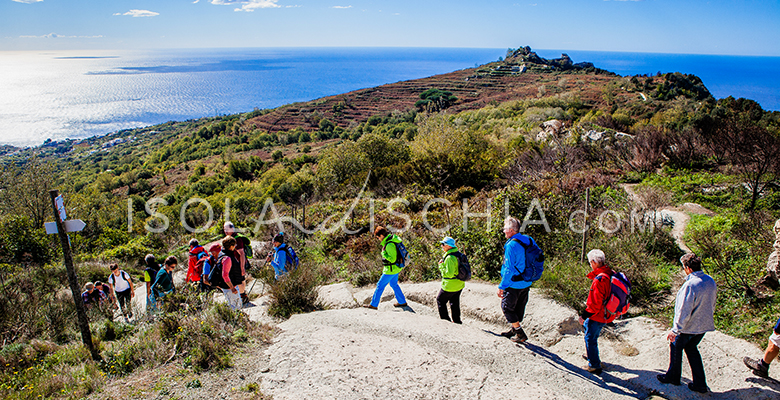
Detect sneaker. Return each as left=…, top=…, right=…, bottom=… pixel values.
left=363, top=304, right=377, bottom=310
left=586, top=366, right=602, bottom=375
left=656, top=374, right=681, bottom=386
left=511, top=327, right=528, bottom=343
left=687, top=383, right=708, bottom=394
left=393, top=302, right=408, bottom=307
left=744, top=356, right=770, bottom=378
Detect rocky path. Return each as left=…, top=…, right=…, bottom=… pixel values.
left=239, top=281, right=779, bottom=400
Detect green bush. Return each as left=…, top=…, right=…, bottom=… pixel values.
left=267, top=264, right=321, bottom=319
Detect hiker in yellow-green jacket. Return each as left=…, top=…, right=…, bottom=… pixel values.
left=437, top=236, right=466, bottom=324
left=364, top=226, right=407, bottom=309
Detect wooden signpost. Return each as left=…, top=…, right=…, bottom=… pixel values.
left=47, top=190, right=100, bottom=361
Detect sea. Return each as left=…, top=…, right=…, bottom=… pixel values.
left=1, top=47, right=779, bottom=148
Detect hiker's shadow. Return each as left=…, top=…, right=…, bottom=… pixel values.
left=522, top=342, right=642, bottom=398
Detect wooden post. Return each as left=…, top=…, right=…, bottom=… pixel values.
left=580, top=188, right=590, bottom=264
left=49, top=190, right=100, bottom=361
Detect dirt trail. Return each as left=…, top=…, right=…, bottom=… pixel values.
left=620, top=184, right=715, bottom=253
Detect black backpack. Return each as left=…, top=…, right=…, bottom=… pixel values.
left=207, top=255, right=229, bottom=289
left=449, top=251, right=471, bottom=281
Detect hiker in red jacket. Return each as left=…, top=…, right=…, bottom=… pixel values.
left=186, top=238, right=208, bottom=290
left=578, top=249, right=618, bottom=375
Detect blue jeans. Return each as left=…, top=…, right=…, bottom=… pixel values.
left=665, top=333, right=706, bottom=387
left=370, top=273, right=406, bottom=307
left=584, top=319, right=606, bottom=369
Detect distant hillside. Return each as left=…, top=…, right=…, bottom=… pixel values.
left=246, top=47, right=653, bottom=134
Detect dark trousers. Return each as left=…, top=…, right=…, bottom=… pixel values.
left=501, top=287, right=530, bottom=325
left=437, top=289, right=462, bottom=324
left=116, top=289, right=132, bottom=317
left=665, top=333, right=707, bottom=388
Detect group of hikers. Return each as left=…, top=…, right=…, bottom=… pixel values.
left=80, top=216, right=779, bottom=393
left=81, top=221, right=299, bottom=317
left=363, top=216, right=778, bottom=394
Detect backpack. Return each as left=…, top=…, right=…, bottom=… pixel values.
left=383, top=239, right=409, bottom=268
left=450, top=251, right=471, bottom=281
left=279, top=244, right=299, bottom=271
left=207, top=255, right=228, bottom=289
left=236, top=234, right=253, bottom=259
left=599, top=271, right=631, bottom=318
left=511, top=236, right=545, bottom=282
left=188, top=248, right=208, bottom=278
left=108, top=271, right=131, bottom=288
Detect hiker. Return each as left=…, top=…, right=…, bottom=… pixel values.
left=143, top=254, right=161, bottom=313
left=224, top=221, right=251, bottom=305
left=497, top=216, right=534, bottom=343
left=744, top=316, right=780, bottom=378
left=437, top=236, right=465, bottom=324
left=364, top=226, right=407, bottom=310
left=152, top=256, right=178, bottom=307
left=201, top=243, right=222, bottom=290
left=107, top=263, right=135, bottom=319
left=94, top=281, right=113, bottom=304
left=265, top=233, right=296, bottom=280
left=577, top=249, right=618, bottom=375
left=81, top=282, right=103, bottom=305
left=220, top=236, right=245, bottom=310
left=657, top=253, right=717, bottom=394
left=186, top=238, right=208, bottom=290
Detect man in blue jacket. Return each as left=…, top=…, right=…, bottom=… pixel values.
left=498, top=216, right=534, bottom=343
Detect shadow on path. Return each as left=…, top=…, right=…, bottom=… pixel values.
left=522, top=342, right=644, bottom=398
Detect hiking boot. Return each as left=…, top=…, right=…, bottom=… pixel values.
left=500, top=328, right=516, bottom=338
left=511, top=327, right=528, bottom=343
left=656, top=374, right=680, bottom=386
left=241, top=293, right=249, bottom=305
left=363, top=304, right=377, bottom=310
left=687, top=383, right=708, bottom=394
left=393, top=302, right=408, bottom=307
left=586, top=366, right=602, bottom=375
left=744, top=356, right=770, bottom=378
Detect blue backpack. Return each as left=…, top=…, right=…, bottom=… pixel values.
left=511, top=236, right=544, bottom=282
left=383, top=239, right=409, bottom=269
left=279, top=244, right=300, bottom=271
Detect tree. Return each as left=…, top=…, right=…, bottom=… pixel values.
left=415, top=89, right=458, bottom=113
left=704, top=98, right=780, bottom=210
left=0, top=156, right=56, bottom=228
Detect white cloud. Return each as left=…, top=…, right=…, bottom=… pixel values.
left=19, top=33, right=103, bottom=39
left=332, top=5, right=352, bottom=9
left=12, top=0, right=44, bottom=4
left=193, top=0, right=200, bottom=3
left=211, top=0, right=280, bottom=12
left=113, top=9, right=160, bottom=17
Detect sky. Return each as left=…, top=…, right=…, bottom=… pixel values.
left=1, top=0, right=779, bottom=56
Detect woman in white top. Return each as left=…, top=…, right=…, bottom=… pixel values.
left=108, top=263, right=135, bottom=319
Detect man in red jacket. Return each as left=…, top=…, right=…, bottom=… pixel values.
left=578, top=249, right=618, bottom=375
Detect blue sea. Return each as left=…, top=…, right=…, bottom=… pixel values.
left=1, top=47, right=778, bottom=147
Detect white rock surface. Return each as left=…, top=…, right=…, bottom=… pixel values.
left=247, top=281, right=779, bottom=400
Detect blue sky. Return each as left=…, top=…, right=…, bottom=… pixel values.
left=2, top=0, right=779, bottom=56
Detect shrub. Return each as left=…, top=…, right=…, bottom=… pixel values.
left=267, top=264, right=321, bottom=319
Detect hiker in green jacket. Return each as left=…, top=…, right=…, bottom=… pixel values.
left=437, top=236, right=465, bottom=324
left=364, top=226, right=407, bottom=309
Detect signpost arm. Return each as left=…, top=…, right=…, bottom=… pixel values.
left=49, top=190, right=100, bottom=361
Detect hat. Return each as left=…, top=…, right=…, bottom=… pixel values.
left=209, top=244, right=222, bottom=253
left=440, top=236, right=456, bottom=248
left=189, top=238, right=199, bottom=247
